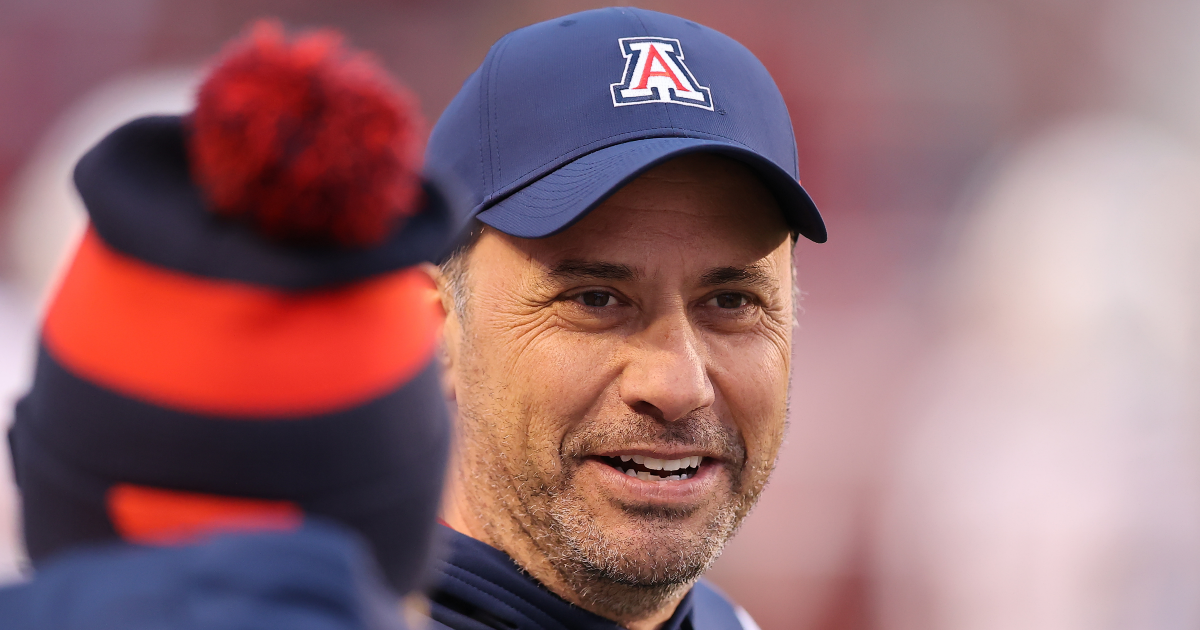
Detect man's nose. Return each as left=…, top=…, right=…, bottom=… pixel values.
left=619, top=315, right=715, bottom=422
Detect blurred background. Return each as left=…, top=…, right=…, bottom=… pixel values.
left=2, top=1, right=1199, bottom=628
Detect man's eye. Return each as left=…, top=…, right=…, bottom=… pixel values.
left=575, top=291, right=617, bottom=307
left=710, top=293, right=749, bottom=309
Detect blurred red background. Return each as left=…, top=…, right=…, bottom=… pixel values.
left=3, top=2, right=1199, bottom=629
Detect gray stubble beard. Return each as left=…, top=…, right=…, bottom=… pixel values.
left=467, top=412, right=767, bottom=623
left=541, top=476, right=756, bottom=621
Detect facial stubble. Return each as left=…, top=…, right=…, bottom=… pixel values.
left=457, top=394, right=774, bottom=622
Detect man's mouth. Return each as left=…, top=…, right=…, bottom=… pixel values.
left=596, top=454, right=704, bottom=482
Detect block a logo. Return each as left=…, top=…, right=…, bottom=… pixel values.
left=611, top=37, right=713, bottom=110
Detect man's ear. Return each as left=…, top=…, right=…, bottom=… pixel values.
left=421, top=262, right=461, bottom=403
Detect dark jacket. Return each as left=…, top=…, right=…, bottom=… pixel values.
left=427, top=525, right=755, bottom=630
left=0, top=522, right=407, bottom=630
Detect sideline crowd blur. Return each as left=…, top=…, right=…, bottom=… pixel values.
left=3, top=1, right=1199, bottom=628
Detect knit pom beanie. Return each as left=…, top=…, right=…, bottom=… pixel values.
left=9, top=20, right=455, bottom=595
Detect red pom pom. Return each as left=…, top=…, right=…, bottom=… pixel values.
left=189, top=20, right=425, bottom=247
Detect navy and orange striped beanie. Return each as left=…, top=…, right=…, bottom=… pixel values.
left=8, top=22, right=455, bottom=595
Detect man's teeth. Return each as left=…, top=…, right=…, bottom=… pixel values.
left=624, top=469, right=690, bottom=482
left=618, top=454, right=703, bottom=471
left=611, top=454, right=703, bottom=481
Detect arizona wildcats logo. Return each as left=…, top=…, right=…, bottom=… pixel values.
left=611, top=37, right=713, bottom=110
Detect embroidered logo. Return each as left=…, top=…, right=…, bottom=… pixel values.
left=610, top=37, right=713, bottom=110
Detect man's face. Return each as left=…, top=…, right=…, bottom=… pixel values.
left=442, top=154, right=793, bottom=621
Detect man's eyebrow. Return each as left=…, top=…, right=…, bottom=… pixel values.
left=547, top=259, right=639, bottom=282
left=699, top=263, right=778, bottom=291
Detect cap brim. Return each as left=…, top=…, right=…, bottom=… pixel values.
left=475, top=137, right=826, bottom=243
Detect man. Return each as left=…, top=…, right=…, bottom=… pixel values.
left=422, top=7, right=826, bottom=630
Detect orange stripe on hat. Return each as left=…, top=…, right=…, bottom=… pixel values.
left=107, top=483, right=302, bottom=545
left=43, top=229, right=442, bottom=417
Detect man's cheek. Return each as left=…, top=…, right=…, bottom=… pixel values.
left=718, top=361, right=788, bottom=471
left=524, top=336, right=623, bottom=415
left=743, top=397, right=787, bottom=464
left=511, top=342, right=610, bottom=472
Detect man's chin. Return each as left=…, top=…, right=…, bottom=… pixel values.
left=544, top=508, right=722, bottom=621
left=548, top=493, right=737, bottom=589
left=528, top=452, right=756, bottom=619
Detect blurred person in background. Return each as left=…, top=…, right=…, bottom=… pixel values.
left=873, top=119, right=1200, bottom=629
left=875, top=117, right=1200, bottom=630
left=868, top=2, right=1200, bottom=627
left=423, top=8, right=825, bottom=630
left=0, top=22, right=458, bottom=628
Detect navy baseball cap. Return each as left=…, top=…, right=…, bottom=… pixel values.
left=426, top=7, right=826, bottom=243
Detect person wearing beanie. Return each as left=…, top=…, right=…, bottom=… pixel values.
left=1, top=22, right=456, bottom=628
left=422, top=8, right=825, bottom=630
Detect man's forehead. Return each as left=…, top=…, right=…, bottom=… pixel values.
left=533, top=256, right=784, bottom=293
left=495, top=225, right=790, bottom=295
left=595, top=154, right=784, bottom=223
left=513, top=158, right=789, bottom=255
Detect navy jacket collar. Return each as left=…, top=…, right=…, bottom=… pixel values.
left=426, top=525, right=748, bottom=630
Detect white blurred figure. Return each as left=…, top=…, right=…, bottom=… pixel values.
left=3, top=69, right=198, bottom=303
left=0, top=68, right=197, bottom=583
left=874, top=116, right=1200, bottom=630
left=0, top=285, right=35, bottom=585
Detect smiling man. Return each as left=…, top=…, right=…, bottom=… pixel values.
left=423, top=8, right=825, bottom=630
